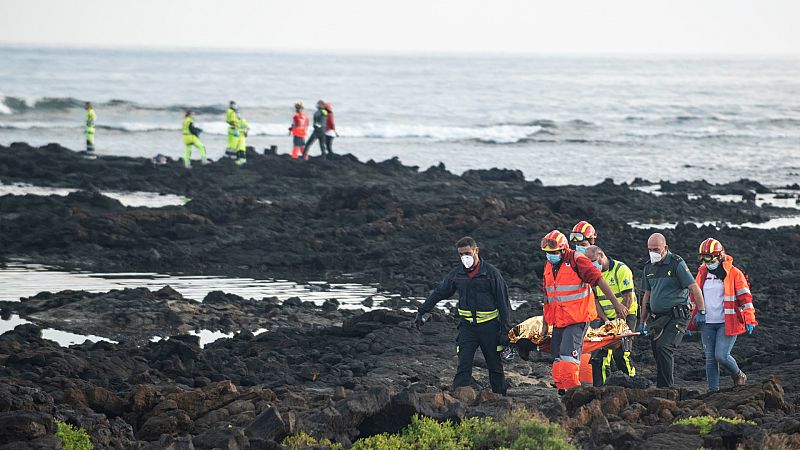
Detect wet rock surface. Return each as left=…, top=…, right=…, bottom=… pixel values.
left=0, top=143, right=799, bottom=448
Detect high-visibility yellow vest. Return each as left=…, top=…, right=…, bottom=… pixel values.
left=594, top=259, right=638, bottom=319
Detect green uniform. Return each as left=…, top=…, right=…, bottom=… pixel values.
left=235, top=116, right=249, bottom=165
left=182, top=116, right=206, bottom=168
left=642, top=251, right=695, bottom=388
left=642, top=252, right=695, bottom=314
left=590, top=258, right=638, bottom=384
left=85, top=108, right=96, bottom=151
left=226, top=107, right=239, bottom=153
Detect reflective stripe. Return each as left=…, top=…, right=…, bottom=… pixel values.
left=602, top=305, right=615, bottom=311
left=561, top=355, right=580, bottom=364
left=724, top=308, right=737, bottom=315
left=545, top=286, right=555, bottom=293
left=457, top=309, right=498, bottom=323
left=740, top=303, right=754, bottom=310
left=736, top=288, right=751, bottom=296
left=554, top=291, right=591, bottom=302
left=723, top=296, right=736, bottom=301
left=554, top=284, right=584, bottom=292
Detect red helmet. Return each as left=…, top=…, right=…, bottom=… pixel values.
left=541, top=230, right=568, bottom=251
left=570, top=220, right=597, bottom=242
left=698, top=238, right=724, bottom=256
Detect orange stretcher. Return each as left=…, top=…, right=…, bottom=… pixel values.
left=536, top=332, right=640, bottom=354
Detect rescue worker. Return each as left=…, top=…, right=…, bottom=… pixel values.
left=323, top=102, right=338, bottom=158
left=182, top=110, right=208, bottom=169
left=639, top=232, right=706, bottom=388
left=539, top=230, right=628, bottom=394
left=302, top=100, right=328, bottom=160
left=225, top=100, right=240, bottom=159
left=584, top=245, right=638, bottom=385
left=688, top=238, right=757, bottom=391
left=415, top=236, right=511, bottom=395
left=289, top=102, right=309, bottom=159
left=234, top=111, right=250, bottom=166
left=569, top=220, right=597, bottom=254
left=84, top=102, right=96, bottom=152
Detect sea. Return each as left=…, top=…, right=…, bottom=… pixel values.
left=1, top=47, right=799, bottom=186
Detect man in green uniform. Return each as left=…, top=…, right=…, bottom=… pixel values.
left=182, top=110, right=208, bottom=169
left=225, top=100, right=240, bottom=159
left=234, top=112, right=250, bottom=166
left=84, top=102, right=96, bottom=152
left=640, top=233, right=706, bottom=388
left=585, top=245, right=638, bottom=385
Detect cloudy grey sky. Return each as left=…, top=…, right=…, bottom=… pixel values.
left=1, top=0, right=798, bottom=55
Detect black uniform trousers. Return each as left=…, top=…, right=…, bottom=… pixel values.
left=454, top=318, right=506, bottom=395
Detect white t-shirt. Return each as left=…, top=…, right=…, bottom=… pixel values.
left=702, top=273, right=725, bottom=323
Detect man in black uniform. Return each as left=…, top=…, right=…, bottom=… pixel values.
left=415, top=236, right=512, bottom=395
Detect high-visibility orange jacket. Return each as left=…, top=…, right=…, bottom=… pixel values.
left=543, top=249, right=599, bottom=327
left=291, top=112, right=309, bottom=138
left=688, top=255, right=757, bottom=335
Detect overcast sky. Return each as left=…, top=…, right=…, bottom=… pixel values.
left=1, top=0, right=798, bottom=55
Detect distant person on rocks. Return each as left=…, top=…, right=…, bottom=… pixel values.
left=688, top=238, right=756, bottom=391
left=415, top=236, right=512, bottom=395
left=639, top=232, right=706, bottom=388
left=289, top=101, right=310, bottom=159
left=84, top=101, right=96, bottom=152
left=234, top=109, right=250, bottom=166
left=225, top=100, right=240, bottom=159
left=539, top=230, right=627, bottom=395
left=584, top=245, right=638, bottom=385
left=569, top=220, right=597, bottom=255
left=182, top=110, right=208, bottom=169
left=302, top=100, right=328, bottom=160
left=323, top=102, right=339, bottom=158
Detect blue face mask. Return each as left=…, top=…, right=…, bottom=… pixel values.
left=593, top=261, right=602, bottom=271
left=575, top=245, right=588, bottom=254
left=546, top=253, right=561, bottom=264
left=706, top=260, right=720, bottom=270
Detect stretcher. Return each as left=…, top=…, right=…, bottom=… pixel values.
left=507, top=316, right=639, bottom=358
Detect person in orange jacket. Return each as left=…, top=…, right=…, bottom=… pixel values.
left=289, top=102, right=309, bottom=159
left=539, top=230, right=628, bottom=394
left=688, top=238, right=757, bottom=391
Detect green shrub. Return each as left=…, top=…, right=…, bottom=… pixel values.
left=282, top=431, right=343, bottom=450
left=673, top=416, right=757, bottom=436
left=351, top=409, right=574, bottom=450
left=55, top=419, right=92, bottom=450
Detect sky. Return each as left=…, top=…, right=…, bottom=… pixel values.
left=0, top=0, right=798, bottom=55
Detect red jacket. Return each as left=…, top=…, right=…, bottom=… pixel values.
left=542, top=249, right=600, bottom=327
left=688, top=255, right=757, bottom=335
left=325, top=111, right=336, bottom=132
left=291, top=112, right=309, bottom=137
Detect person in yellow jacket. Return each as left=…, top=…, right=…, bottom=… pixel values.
left=225, top=100, right=240, bottom=159
left=234, top=112, right=250, bottom=166
left=84, top=102, right=96, bottom=152
left=585, top=245, right=638, bottom=385
left=182, top=111, right=208, bottom=169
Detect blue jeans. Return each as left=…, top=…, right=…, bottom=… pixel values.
left=700, top=322, right=740, bottom=391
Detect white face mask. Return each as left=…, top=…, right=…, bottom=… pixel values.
left=461, top=254, right=475, bottom=269
left=649, top=251, right=663, bottom=264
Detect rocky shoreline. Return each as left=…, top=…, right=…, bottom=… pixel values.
left=1, top=143, right=799, bottom=449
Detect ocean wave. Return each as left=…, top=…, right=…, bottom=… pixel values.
left=0, top=96, right=226, bottom=115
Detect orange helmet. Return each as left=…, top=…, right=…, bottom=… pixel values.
left=698, top=238, right=724, bottom=256
left=541, top=230, right=568, bottom=251
left=570, top=220, right=597, bottom=242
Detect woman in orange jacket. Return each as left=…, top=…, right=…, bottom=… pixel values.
left=688, top=238, right=757, bottom=391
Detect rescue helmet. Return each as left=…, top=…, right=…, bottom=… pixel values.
left=541, top=230, right=568, bottom=252
left=570, top=220, right=597, bottom=242
left=698, top=238, right=724, bottom=258
left=325, top=102, right=333, bottom=111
